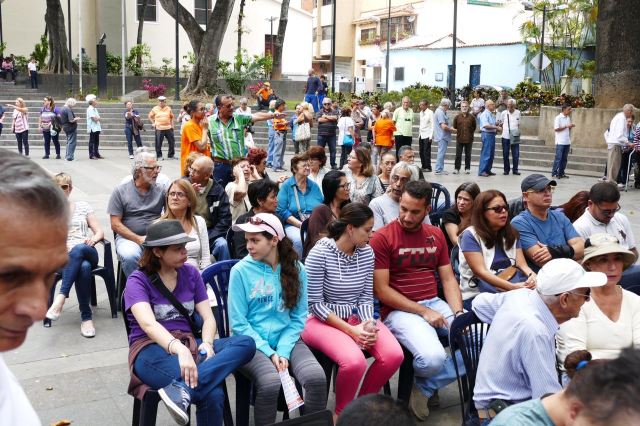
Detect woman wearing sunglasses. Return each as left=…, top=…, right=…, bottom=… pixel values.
left=458, top=190, right=536, bottom=310
left=229, top=213, right=327, bottom=425
left=556, top=233, right=640, bottom=380
left=125, top=220, right=255, bottom=425
left=46, top=173, right=104, bottom=337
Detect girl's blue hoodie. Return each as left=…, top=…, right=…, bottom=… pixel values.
left=228, top=255, right=308, bottom=359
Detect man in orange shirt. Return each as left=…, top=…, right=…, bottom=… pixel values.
left=180, top=100, right=211, bottom=175
left=256, top=82, right=274, bottom=110
left=148, top=96, right=175, bottom=160
left=373, top=109, right=396, bottom=168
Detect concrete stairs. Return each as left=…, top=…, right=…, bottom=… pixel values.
left=0, top=82, right=607, bottom=176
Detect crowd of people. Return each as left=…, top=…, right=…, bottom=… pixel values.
left=1, top=86, right=640, bottom=426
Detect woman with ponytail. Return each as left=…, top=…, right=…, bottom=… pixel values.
left=228, top=213, right=327, bottom=425
left=302, top=203, right=403, bottom=420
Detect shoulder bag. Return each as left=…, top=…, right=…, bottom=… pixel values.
left=147, top=272, right=203, bottom=338
left=295, top=115, right=311, bottom=141
left=507, top=113, right=521, bottom=144
left=293, top=185, right=310, bottom=221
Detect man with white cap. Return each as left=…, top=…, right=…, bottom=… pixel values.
left=471, top=258, right=607, bottom=422
left=148, top=95, right=175, bottom=160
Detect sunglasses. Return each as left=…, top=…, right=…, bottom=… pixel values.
left=248, top=216, right=278, bottom=237
left=527, top=186, right=555, bottom=194
left=484, top=205, right=508, bottom=213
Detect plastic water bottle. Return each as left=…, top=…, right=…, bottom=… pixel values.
left=196, top=348, right=207, bottom=364
left=347, top=307, right=360, bottom=326
left=363, top=313, right=379, bottom=334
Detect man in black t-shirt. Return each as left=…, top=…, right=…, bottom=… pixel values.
left=304, top=69, right=322, bottom=113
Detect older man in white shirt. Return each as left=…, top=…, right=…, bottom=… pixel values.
left=418, top=100, right=434, bottom=172
left=605, top=104, right=635, bottom=183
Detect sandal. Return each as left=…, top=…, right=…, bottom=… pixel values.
left=81, top=321, right=96, bottom=338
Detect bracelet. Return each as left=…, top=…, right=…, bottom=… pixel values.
left=167, top=338, right=179, bottom=354
left=454, top=310, right=464, bottom=317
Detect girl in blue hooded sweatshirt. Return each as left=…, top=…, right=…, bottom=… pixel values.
left=229, top=213, right=327, bottom=425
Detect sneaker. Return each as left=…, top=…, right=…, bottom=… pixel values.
left=158, top=382, right=191, bottom=425
left=421, top=168, right=432, bottom=173
left=274, top=168, right=286, bottom=172
left=488, top=171, right=496, bottom=176
left=42, top=155, right=50, bottom=159
left=559, top=174, right=570, bottom=179
left=408, top=383, right=430, bottom=421
left=453, top=169, right=459, bottom=174
left=465, top=170, right=471, bottom=175
left=129, top=155, right=134, bottom=159
left=513, top=171, right=521, bottom=175
left=503, top=172, right=510, bottom=175
left=617, top=183, right=625, bottom=190
left=55, top=155, right=61, bottom=159
left=434, top=170, right=449, bottom=175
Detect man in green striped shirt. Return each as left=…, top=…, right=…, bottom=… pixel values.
left=207, top=94, right=283, bottom=186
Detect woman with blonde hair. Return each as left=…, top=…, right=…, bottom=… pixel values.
left=160, top=179, right=211, bottom=270
left=6, top=97, right=29, bottom=156
left=343, top=146, right=384, bottom=205
left=295, top=101, right=314, bottom=152
left=46, top=172, right=105, bottom=337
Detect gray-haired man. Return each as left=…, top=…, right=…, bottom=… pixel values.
left=107, top=147, right=165, bottom=277
left=434, top=98, right=457, bottom=175
left=500, top=99, right=522, bottom=175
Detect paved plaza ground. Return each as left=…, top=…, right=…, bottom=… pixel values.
left=3, top=145, right=639, bottom=426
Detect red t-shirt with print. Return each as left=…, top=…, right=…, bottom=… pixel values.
left=370, top=220, right=450, bottom=318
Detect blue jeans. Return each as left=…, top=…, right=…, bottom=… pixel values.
left=65, top=129, right=77, bottom=160
left=304, top=94, right=319, bottom=113
left=267, top=127, right=275, bottom=165
left=552, top=144, right=570, bottom=177
left=621, top=264, right=640, bottom=294
left=212, top=236, right=230, bottom=261
left=383, top=297, right=465, bottom=398
left=285, top=224, right=303, bottom=258
left=435, top=139, right=449, bottom=173
left=125, top=125, right=143, bottom=155
left=478, top=132, right=496, bottom=175
left=115, top=236, right=143, bottom=277
left=501, top=138, right=520, bottom=173
left=43, top=130, right=60, bottom=157
left=60, top=244, right=99, bottom=321
left=134, top=336, right=256, bottom=426
left=317, top=134, right=337, bottom=168
left=272, top=131, right=286, bottom=169
left=213, top=162, right=233, bottom=188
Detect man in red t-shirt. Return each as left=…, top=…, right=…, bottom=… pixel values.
left=371, top=180, right=463, bottom=420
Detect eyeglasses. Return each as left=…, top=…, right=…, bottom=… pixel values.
left=59, top=184, right=70, bottom=190
left=527, top=186, right=555, bottom=194
left=168, top=191, right=186, bottom=199
left=338, top=182, right=351, bottom=189
left=567, top=290, right=591, bottom=301
left=248, top=216, right=278, bottom=236
left=484, top=205, right=508, bottom=213
left=595, top=203, right=621, bottom=217
left=391, top=175, right=410, bottom=183
left=143, top=165, right=162, bottom=171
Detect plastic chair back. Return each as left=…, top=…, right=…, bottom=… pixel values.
left=449, top=311, right=489, bottom=425
left=226, top=226, right=236, bottom=259
left=429, top=182, right=451, bottom=225
left=201, top=260, right=240, bottom=338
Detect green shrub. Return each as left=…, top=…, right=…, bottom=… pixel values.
left=105, top=51, right=122, bottom=75
left=31, top=35, right=48, bottom=66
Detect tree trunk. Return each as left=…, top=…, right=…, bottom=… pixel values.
left=45, top=0, right=72, bottom=73
left=159, top=0, right=235, bottom=97
left=136, top=0, right=148, bottom=68
left=236, top=0, right=246, bottom=71
left=594, top=0, right=640, bottom=108
left=270, top=0, right=290, bottom=80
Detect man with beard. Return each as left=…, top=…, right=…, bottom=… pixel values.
left=108, top=147, right=165, bottom=277
left=371, top=180, right=463, bottom=421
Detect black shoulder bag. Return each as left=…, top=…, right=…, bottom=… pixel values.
left=148, top=272, right=203, bottom=338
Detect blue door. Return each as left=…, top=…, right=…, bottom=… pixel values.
left=469, top=65, right=481, bottom=87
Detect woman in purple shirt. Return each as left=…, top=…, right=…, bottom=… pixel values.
left=125, top=220, right=255, bottom=425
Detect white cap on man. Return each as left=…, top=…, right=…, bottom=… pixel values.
left=536, top=258, right=607, bottom=296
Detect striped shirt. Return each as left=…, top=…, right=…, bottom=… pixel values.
left=208, top=113, right=253, bottom=160
left=370, top=220, right=450, bottom=318
left=305, top=237, right=375, bottom=322
left=12, top=110, right=28, bottom=133
left=472, top=289, right=562, bottom=409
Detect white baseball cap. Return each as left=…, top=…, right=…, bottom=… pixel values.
left=232, top=213, right=285, bottom=241
left=536, top=258, right=607, bottom=296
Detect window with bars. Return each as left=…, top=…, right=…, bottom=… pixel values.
left=380, top=16, right=415, bottom=42
left=394, top=67, right=404, bottom=81
left=194, top=0, right=212, bottom=25
left=360, top=28, right=376, bottom=42
left=137, top=0, right=157, bottom=22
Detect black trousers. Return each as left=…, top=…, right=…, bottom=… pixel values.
left=89, top=131, right=101, bottom=158
left=155, top=129, right=175, bottom=158
left=418, top=137, right=432, bottom=170
left=395, top=135, right=412, bottom=160
left=454, top=142, right=472, bottom=171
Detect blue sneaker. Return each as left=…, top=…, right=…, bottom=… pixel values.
left=158, top=381, right=190, bottom=425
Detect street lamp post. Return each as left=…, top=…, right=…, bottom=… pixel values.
left=68, top=0, right=72, bottom=93
left=266, top=16, right=277, bottom=79
left=384, top=0, right=391, bottom=92
left=175, top=0, right=180, bottom=100
left=330, top=0, right=336, bottom=93
left=450, top=0, right=457, bottom=104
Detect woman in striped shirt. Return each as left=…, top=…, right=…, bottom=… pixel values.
left=302, top=203, right=403, bottom=419
left=7, top=97, right=29, bottom=156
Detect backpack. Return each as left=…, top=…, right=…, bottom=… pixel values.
left=51, top=114, right=62, bottom=133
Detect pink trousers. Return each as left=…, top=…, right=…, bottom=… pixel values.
left=301, top=316, right=404, bottom=414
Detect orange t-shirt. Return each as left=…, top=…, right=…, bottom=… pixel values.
left=257, top=88, right=272, bottom=101
left=180, top=119, right=211, bottom=175
left=373, top=118, right=396, bottom=148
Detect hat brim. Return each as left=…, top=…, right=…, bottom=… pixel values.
left=583, top=245, right=637, bottom=270
left=232, top=222, right=282, bottom=240
left=573, top=270, right=608, bottom=290
left=143, top=234, right=195, bottom=247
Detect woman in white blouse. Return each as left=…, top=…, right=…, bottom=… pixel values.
left=343, top=146, right=384, bottom=205
left=557, top=233, right=640, bottom=370
left=46, top=173, right=104, bottom=337
left=160, top=179, right=211, bottom=270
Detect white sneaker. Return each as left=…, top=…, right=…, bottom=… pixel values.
left=465, top=170, right=471, bottom=174
left=129, top=155, right=134, bottom=159
left=453, top=169, right=459, bottom=174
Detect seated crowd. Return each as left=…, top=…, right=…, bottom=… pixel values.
left=7, top=93, right=640, bottom=426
